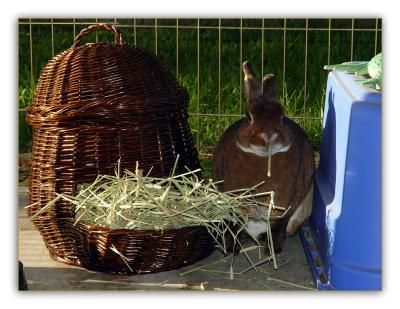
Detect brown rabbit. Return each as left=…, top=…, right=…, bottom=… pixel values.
left=211, top=61, right=315, bottom=253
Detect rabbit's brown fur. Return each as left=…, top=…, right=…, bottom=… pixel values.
left=211, top=61, right=315, bottom=253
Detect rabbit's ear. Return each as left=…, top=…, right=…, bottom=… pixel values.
left=243, top=61, right=262, bottom=102
left=262, top=74, right=277, bottom=101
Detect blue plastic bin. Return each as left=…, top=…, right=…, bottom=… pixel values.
left=300, top=70, right=381, bottom=290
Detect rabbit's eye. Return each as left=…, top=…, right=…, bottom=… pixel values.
left=263, top=99, right=273, bottom=107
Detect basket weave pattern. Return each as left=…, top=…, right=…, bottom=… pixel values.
left=26, top=24, right=214, bottom=274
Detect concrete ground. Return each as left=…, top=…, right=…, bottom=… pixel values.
left=18, top=188, right=316, bottom=291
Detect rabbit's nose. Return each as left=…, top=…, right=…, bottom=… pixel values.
left=261, top=132, right=278, bottom=144
left=269, top=132, right=278, bottom=141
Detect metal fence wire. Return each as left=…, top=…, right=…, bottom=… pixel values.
left=18, top=18, right=382, bottom=158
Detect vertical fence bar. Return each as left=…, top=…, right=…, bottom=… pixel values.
left=155, top=18, right=158, bottom=56
left=323, top=18, right=332, bottom=118
left=239, top=18, right=243, bottom=115
left=327, top=18, right=331, bottom=65
left=282, top=18, right=287, bottom=107
left=196, top=18, right=200, bottom=150
left=73, top=18, right=76, bottom=39
left=218, top=18, right=221, bottom=132
left=374, top=18, right=379, bottom=55
left=350, top=18, right=354, bottom=61
left=303, top=18, right=309, bottom=124
left=261, top=18, right=264, bottom=92
left=29, top=18, right=34, bottom=88
left=96, top=18, right=99, bottom=43
left=134, top=18, right=137, bottom=45
left=176, top=18, right=179, bottom=78
left=51, top=18, right=54, bottom=57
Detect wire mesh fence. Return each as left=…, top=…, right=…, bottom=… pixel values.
left=18, top=18, right=382, bottom=160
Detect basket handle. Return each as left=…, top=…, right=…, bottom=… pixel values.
left=72, top=24, right=125, bottom=48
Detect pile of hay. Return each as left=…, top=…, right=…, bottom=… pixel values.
left=29, top=156, right=276, bottom=256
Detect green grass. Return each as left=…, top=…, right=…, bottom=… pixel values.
left=18, top=18, right=382, bottom=171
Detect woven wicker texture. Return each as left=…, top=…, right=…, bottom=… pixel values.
left=26, top=24, right=213, bottom=273
left=68, top=221, right=214, bottom=275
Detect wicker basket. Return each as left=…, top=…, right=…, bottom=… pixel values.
left=26, top=24, right=214, bottom=274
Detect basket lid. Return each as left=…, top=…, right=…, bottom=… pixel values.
left=27, top=24, right=188, bottom=124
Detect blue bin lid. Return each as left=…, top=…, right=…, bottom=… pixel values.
left=330, top=69, right=381, bottom=104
